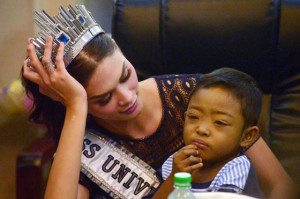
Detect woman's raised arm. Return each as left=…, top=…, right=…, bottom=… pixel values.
left=24, top=36, right=89, bottom=199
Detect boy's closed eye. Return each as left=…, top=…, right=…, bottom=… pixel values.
left=214, top=120, right=229, bottom=126
left=185, top=110, right=202, bottom=120
left=187, top=114, right=199, bottom=120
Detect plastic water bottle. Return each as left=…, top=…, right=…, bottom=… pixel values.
left=168, top=172, right=197, bottom=199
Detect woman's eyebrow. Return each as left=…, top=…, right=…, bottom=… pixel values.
left=119, top=61, right=126, bottom=81
left=88, top=61, right=126, bottom=101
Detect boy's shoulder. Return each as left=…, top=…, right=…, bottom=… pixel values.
left=161, top=153, right=175, bottom=180
left=210, top=154, right=251, bottom=190
left=223, top=154, right=250, bottom=169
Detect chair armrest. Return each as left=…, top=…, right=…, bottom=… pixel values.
left=16, top=135, right=56, bottom=199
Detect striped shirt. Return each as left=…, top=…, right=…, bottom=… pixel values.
left=162, top=153, right=250, bottom=193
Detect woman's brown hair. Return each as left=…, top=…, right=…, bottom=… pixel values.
left=21, top=33, right=118, bottom=143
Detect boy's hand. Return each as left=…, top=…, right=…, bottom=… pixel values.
left=171, top=144, right=203, bottom=175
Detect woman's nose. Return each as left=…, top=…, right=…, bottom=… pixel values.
left=116, top=85, right=133, bottom=106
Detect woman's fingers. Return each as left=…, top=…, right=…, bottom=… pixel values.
left=24, top=36, right=86, bottom=105
left=24, top=58, right=63, bottom=101
left=43, top=61, right=56, bottom=75
left=23, top=58, right=43, bottom=85
left=42, top=36, right=56, bottom=75
left=25, top=37, right=57, bottom=98
left=42, top=36, right=53, bottom=64
left=55, top=42, right=65, bottom=71
left=26, top=38, right=49, bottom=80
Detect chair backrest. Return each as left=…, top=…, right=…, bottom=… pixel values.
left=112, top=0, right=300, bottom=188
left=112, top=0, right=282, bottom=92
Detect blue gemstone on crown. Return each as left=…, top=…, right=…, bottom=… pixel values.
left=78, top=15, right=86, bottom=25
left=31, top=4, right=104, bottom=68
left=57, top=32, right=70, bottom=45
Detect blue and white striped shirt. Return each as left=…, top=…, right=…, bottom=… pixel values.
left=161, top=153, right=250, bottom=193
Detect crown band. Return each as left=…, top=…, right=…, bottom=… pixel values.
left=31, top=4, right=105, bottom=67
left=64, top=25, right=103, bottom=65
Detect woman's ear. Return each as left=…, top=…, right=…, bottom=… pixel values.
left=240, top=126, right=259, bottom=148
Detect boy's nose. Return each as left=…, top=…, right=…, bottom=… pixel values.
left=196, top=125, right=210, bottom=136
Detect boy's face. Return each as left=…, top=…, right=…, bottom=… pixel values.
left=183, top=86, right=244, bottom=164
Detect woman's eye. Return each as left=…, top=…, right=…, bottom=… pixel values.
left=98, top=93, right=112, bottom=106
left=121, top=68, right=131, bottom=83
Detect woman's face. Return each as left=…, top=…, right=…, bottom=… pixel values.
left=85, top=49, right=142, bottom=121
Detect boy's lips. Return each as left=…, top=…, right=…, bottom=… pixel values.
left=193, top=139, right=209, bottom=150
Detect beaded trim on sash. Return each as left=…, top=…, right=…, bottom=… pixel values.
left=81, top=129, right=161, bottom=199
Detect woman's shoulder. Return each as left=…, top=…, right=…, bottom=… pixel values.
left=140, top=74, right=201, bottom=91
left=152, top=73, right=202, bottom=81
left=140, top=73, right=201, bottom=84
left=139, top=77, right=157, bottom=95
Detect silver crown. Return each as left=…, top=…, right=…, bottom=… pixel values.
left=31, top=4, right=104, bottom=67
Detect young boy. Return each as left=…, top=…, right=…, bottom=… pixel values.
left=153, top=68, right=263, bottom=198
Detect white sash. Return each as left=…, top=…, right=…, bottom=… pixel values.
left=81, top=129, right=161, bottom=199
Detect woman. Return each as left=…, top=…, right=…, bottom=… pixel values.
left=23, top=9, right=295, bottom=199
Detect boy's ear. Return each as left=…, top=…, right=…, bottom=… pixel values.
left=240, top=126, right=259, bottom=148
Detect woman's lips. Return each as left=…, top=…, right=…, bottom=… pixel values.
left=122, top=99, right=138, bottom=114
left=193, top=139, right=209, bottom=150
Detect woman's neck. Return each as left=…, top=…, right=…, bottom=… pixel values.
left=94, top=78, right=162, bottom=139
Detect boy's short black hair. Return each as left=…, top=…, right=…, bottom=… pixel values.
left=191, top=67, right=262, bottom=128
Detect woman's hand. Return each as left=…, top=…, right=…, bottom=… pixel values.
left=172, top=144, right=203, bottom=175
left=23, top=36, right=87, bottom=107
